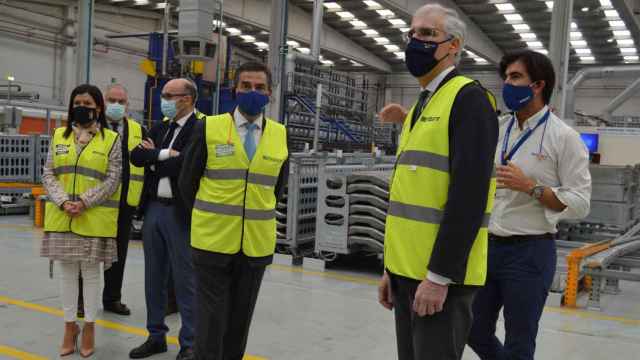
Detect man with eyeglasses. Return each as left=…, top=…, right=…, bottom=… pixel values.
left=179, top=61, right=289, bottom=360
left=378, top=3, right=498, bottom=360
left=129, top=78, right=198, bottom=360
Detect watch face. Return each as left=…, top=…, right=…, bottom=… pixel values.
left=533, top=186, right=544, bottom=199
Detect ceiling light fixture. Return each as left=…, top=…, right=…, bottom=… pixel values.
left=376, top=9, right=395, bottom=17
left=363, top=1, right=382, bottom=9
left=384, top=44, right=400, bottom=52
left=226, top=27, right=241, bottom=35
left=336, top=11, right=355, bottom=20
left=495, top=3, right=515, bottom=12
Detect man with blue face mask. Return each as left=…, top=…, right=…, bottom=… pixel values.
left=179, top=62, right=289, bottom=360
left=468, top=50, right=591, bottom=360
left=378, top=3, right=498, bottom=360
left=129, top=78, right=199, bottom=360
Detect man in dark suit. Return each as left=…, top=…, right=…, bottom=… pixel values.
left=128, top=78, right=197, bottom=360
left=179, top=62, right=289, bottom=360
left=378, top=3, right=498, bottom=360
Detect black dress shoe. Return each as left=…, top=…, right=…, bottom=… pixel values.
left=104, top=302, right=131, bottom=316
left=176, top=347, right=194, bottom=360
left=129, top=337, right=167, bottom=359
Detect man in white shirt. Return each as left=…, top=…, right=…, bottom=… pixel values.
left=129, top=78, right=198, bottom=360
left=467, top=50, right=591, bottom=360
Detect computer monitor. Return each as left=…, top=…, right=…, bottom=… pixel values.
left=580, top=133, right=599, bottom=153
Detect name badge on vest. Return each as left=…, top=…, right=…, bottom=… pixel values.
left=55, top=144, right=70, bottom=155
left=215, top=144, right=235, bottom=157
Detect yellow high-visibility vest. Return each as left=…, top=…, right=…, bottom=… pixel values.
left=44, top=127, right=121, bottom=238
left=191, top=113, right=288, bottom=257
left=384, top=76, right=497, bottom=284
left=125, top=118, right=144, bottom=207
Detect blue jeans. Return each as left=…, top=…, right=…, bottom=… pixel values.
left=142, top=201, right=196, bottom=348
left=468, top=235, right=556, bottom=360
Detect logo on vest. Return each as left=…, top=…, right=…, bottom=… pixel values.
left=420, top=116, right=440, bottom=122
left=55, top=144, right=70, bottom=155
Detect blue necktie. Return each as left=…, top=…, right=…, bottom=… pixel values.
left=244, top=122, right=257, bottom=161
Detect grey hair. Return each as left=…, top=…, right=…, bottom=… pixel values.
left=105, top=83, right=128, bottom=98
left=182, top=78, right=198, bottom=104
left=414, top=3, right=467, bottom=64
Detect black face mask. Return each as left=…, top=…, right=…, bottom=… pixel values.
left=72, top=106, right=97, bottom=126
left=404, top=37, right=453, bottom=78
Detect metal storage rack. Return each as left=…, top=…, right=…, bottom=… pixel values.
left=284, top=61, right=377, bottom=153
left=315, top=162, right=393, bottom=259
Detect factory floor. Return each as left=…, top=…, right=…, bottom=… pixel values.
left=2, top=215, right=640, bottom=360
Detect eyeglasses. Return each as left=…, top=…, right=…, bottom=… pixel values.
left=161, top=93, right=189, bottom=100
left=404, top=27, right=448, bottom=43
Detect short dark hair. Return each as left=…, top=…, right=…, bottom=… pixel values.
left=233, top=62, right=272, bottom=91
left=64, top=84, right=107, bottom=138
left=499, top=50, right=556, bottom=105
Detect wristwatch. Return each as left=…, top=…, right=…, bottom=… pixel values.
left=530, top=185, right=545, bottom=200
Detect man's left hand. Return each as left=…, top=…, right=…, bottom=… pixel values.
left=412, top=279, right=448, bottom=316
left=496, top=162, right=536, bottom=194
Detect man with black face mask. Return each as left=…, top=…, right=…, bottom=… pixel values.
left=378, top=4, right=498, bottom=360
left=179, top=61, right=289, bottom=360
left=467, top=50, right=591, bottom=360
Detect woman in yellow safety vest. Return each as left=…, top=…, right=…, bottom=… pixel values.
left=40, top=84, right=122, bottom=358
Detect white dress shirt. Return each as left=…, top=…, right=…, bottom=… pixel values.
left=489, top=106, right=592, bottom=236
left=157, top=111, right=193, bottom=198
left=234, top=108, right=263, bottom=149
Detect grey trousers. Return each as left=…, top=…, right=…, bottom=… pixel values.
left=390, top=273, right=477, bottom=360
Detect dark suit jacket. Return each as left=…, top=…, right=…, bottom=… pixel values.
left=130, top=112, right=198, bottom=223
left=403, top=69, right=499, bottom=285
left=179, top=112, right=289, bottom=267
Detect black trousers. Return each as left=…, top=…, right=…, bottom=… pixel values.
left=103, top=204, right=134, bottom=304
left=390, top=273, right=477, bottom=360
left=192, top=249, right=266, bottom=360
left=78, top=204, right=134, bottom=307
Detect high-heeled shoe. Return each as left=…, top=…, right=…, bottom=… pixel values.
left=79, top=322, right=95, bottom=358
left=60, top=323, right=80, bottom=357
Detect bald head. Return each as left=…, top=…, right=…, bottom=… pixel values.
left=162, top=78, right=197, bottom=120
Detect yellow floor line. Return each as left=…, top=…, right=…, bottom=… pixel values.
left=0, top=345, right=47, bottom=360
left=0, top=295, right=266, bottom=360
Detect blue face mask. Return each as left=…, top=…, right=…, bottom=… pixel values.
left=161, top=98, right=178, bottom=119
left=105, top=102, right=126, bottom=121
left=502, top=83, right=535, bottom=111
left=404, top=37, right=452, bottom=78
left=236, top=91, right=269, bottom=117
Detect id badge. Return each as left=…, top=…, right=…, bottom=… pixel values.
left=215, top=144, right=235, bottom=157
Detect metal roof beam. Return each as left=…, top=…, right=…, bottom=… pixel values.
left=224, top=0, right=392, bottom=72
left=378, top=0, right=504, bottom=64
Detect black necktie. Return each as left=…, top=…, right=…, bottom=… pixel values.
left=162, top=121, right=179, bottom=149
left=411, top=89, right=431, bottom=129
left=110, top=122, right=119, bottom=132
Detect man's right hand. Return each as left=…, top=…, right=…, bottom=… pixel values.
left=379, top=103, right=408, bottom=124
left=141, top=139, right=155, bottom=150
left=378, top=271, right=394, bottom=310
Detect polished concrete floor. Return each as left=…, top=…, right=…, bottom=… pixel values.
left=2, top=214, right=640, bottom=359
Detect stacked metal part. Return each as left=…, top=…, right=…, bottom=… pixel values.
left=559, top=164, right=640, bottom=242
left=276, top=187, right=288, bottom=244
left=346, top=172, right=391, bottom=254
left=286, top=61, right=373, bottom=152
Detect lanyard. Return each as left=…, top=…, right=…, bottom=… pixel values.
left=501, top=110, right=550, bottom=165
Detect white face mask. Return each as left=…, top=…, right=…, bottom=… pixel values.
left=72, top=122, right=99, bottom=145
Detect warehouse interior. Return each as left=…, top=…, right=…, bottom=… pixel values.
left=2, top=0, right=640, bottom=359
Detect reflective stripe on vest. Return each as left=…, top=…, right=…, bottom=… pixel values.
left=384, top=75, right=497, bottom=285
left=44, top=127, right=120, bottom=238
left=126, top=119, right=144, bottom=207
left=190, top=113, right=288, bottom=257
